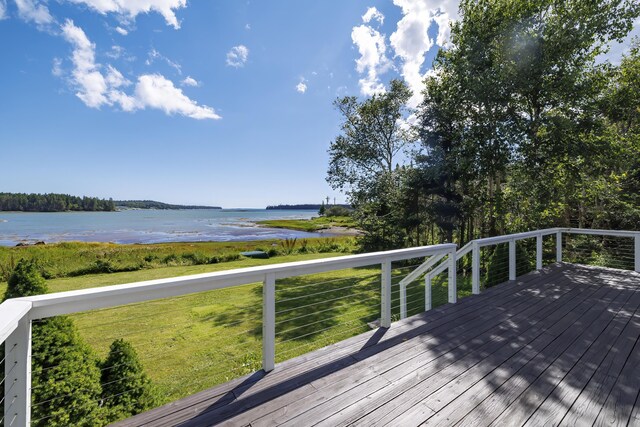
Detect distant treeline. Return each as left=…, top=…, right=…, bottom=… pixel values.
left=267, top=204, right=351, bottom=210
left=0, top=192, right=115, bottom=212
left=115, top=200, right=221, bottom=210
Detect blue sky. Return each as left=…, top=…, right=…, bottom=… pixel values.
left=0, top=1, right=637, bottom=208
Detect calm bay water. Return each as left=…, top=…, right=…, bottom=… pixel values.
left=0, top=209, right=326, bottom=246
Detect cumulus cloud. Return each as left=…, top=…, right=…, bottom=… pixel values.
left=181, top=76, right=199, bottom=87
left=115, top=26, right=128, bottom=35
left=0, top=1, right=7, bottom=20
left=60, top=20, right=218, bottom=120
left=135, top=74, right=220, bottom=119
left=67, top=0, right=186, bottom=29
left=390, top=0, right=459, bottom=107
left=296, top=78, right=307, bottom=94
left=61, top=19, right=111, bottom=107
left=351, top=18, right=391, bottom=96
left=362, top=7, right=384, bottom=25
left=226, top=45, right=249, bottom=67
left=15, top=0, right=54, bottom=25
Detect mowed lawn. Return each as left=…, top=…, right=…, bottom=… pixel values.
left=1, top=251, right=462, bottom=408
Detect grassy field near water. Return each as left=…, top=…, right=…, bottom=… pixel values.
left=0, top=237, right=355, bottom=281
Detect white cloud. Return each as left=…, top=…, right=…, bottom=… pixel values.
left=106, top=45, right=124, bottom=59
left=147, top=48, right=181, bottom=74
left=15, top=0, right=54, bottom=25
left=362, top=7, right=384, bottom=25
left=181, top=76, right=199, bottom=87
left=351, top=22, right=391, bottom=96
left=390, top=0, right=459, bottom=107
left=135, top=74, right=220, bottom=119
left=0, top=1, right=7, bottom=20
left=296, top=78, right=307, bottom=94
left=66, top=0, right=186, bottom=29
left=51, top=57, right=63, bottom=76
left=226, top=45, right=249, bottom=67
left=115, top=26, right=128, bottom=35
left=61, top=19, right=110, bottom=108
left=60, top=20, right=217, bottom=120
left=245, top=23, right=250, bottom=30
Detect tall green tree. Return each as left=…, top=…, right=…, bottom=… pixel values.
left=327, top=79, right=417, bottom=250
left=416, top=0, right=640, bottom=240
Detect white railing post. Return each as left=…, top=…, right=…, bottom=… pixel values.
left=509, top=239, right=516, bottom=281
left=399, top=282, right=407, bottom=320
left=425, top=273, right=432, bottom=311
left=556, top=231, right=563, bottom=263
left=472, top=241, right=480, bottom=294
left=4, top=316, right=31, bottom=427
left=536, top=234, right=543, bottom=270
left=635, top=234, right=640, bottom=273
left=381, top=259, right=392, bottom=328
left=262, top=273, right=275, bottom=372
left=448, top=247, right=457, bottom=302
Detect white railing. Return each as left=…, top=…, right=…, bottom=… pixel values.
left=2, top=227, right=639, bottom=426
left=0, top=243, right=455, bottom=427
left=397, top=227, right=640, bottom=320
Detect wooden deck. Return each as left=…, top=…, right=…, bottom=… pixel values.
left=117, top=263, right=640, bottom=427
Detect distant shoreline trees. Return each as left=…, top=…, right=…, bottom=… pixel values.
left=0, top=193, right=115, bottom=212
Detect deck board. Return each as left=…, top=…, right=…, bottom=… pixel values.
left=115, top=263, right=640, bottom=427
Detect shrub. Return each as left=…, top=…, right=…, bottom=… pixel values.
left=2, top=261, right=106, bottom=426
left=324, top=205, right=353, bottom=217
left=101, top=339, right=159, bottom=423
left=3, top=259, right=47, bottom=300
left=280, top=238, right=298, bottom=255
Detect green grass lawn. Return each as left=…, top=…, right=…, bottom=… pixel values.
left=0, top=237, right=356, bottom=281
left=0, top=240, right=459, bottom=417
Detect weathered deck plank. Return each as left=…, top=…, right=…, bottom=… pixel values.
left=116, top=263, right=640, bottom=427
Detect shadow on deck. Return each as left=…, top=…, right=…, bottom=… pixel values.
left=116, top=263, right=640, bottom=427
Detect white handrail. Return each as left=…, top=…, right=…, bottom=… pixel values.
left=2, top=227, right=639, bottom=426
left=401, top=227, right=640, bottom=318
left=0, top=300, right=31, bottom=344
left=17, top=243, right=456, bottom=320
left=0, top=242, right=456, bottom=427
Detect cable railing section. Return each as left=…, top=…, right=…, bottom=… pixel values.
left=1, top=243, right=454, bottom=426
left=396, top=228, right=640, bottom=321
left=1, top=229, right=639, bottom=426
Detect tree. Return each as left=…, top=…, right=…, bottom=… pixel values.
left=101, top=339, right=159, bottom=423
left=327, top=79, right=417, bottom=250
left=414, top=0, right=640, bottom=241
left=3, top=259, right=47, bottom=299
left=1, top=260, right=105, bottom=426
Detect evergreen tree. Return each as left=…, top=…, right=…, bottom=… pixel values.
left=100, top=339, right=159, bottom=423
left=1, top=260, right=105, bottom=426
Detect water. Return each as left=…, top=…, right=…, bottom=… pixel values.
left=0, top=209, right=328, bottom=246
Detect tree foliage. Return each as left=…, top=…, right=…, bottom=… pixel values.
left=327, top=80, right=417, bottom=250
left=328, top=0, right=640, bottom=252
left=1, top=261, right=158, bottom=425
left=0, top=193, right=115, bottom=212
left=101, top=339, right=159, bottom=423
